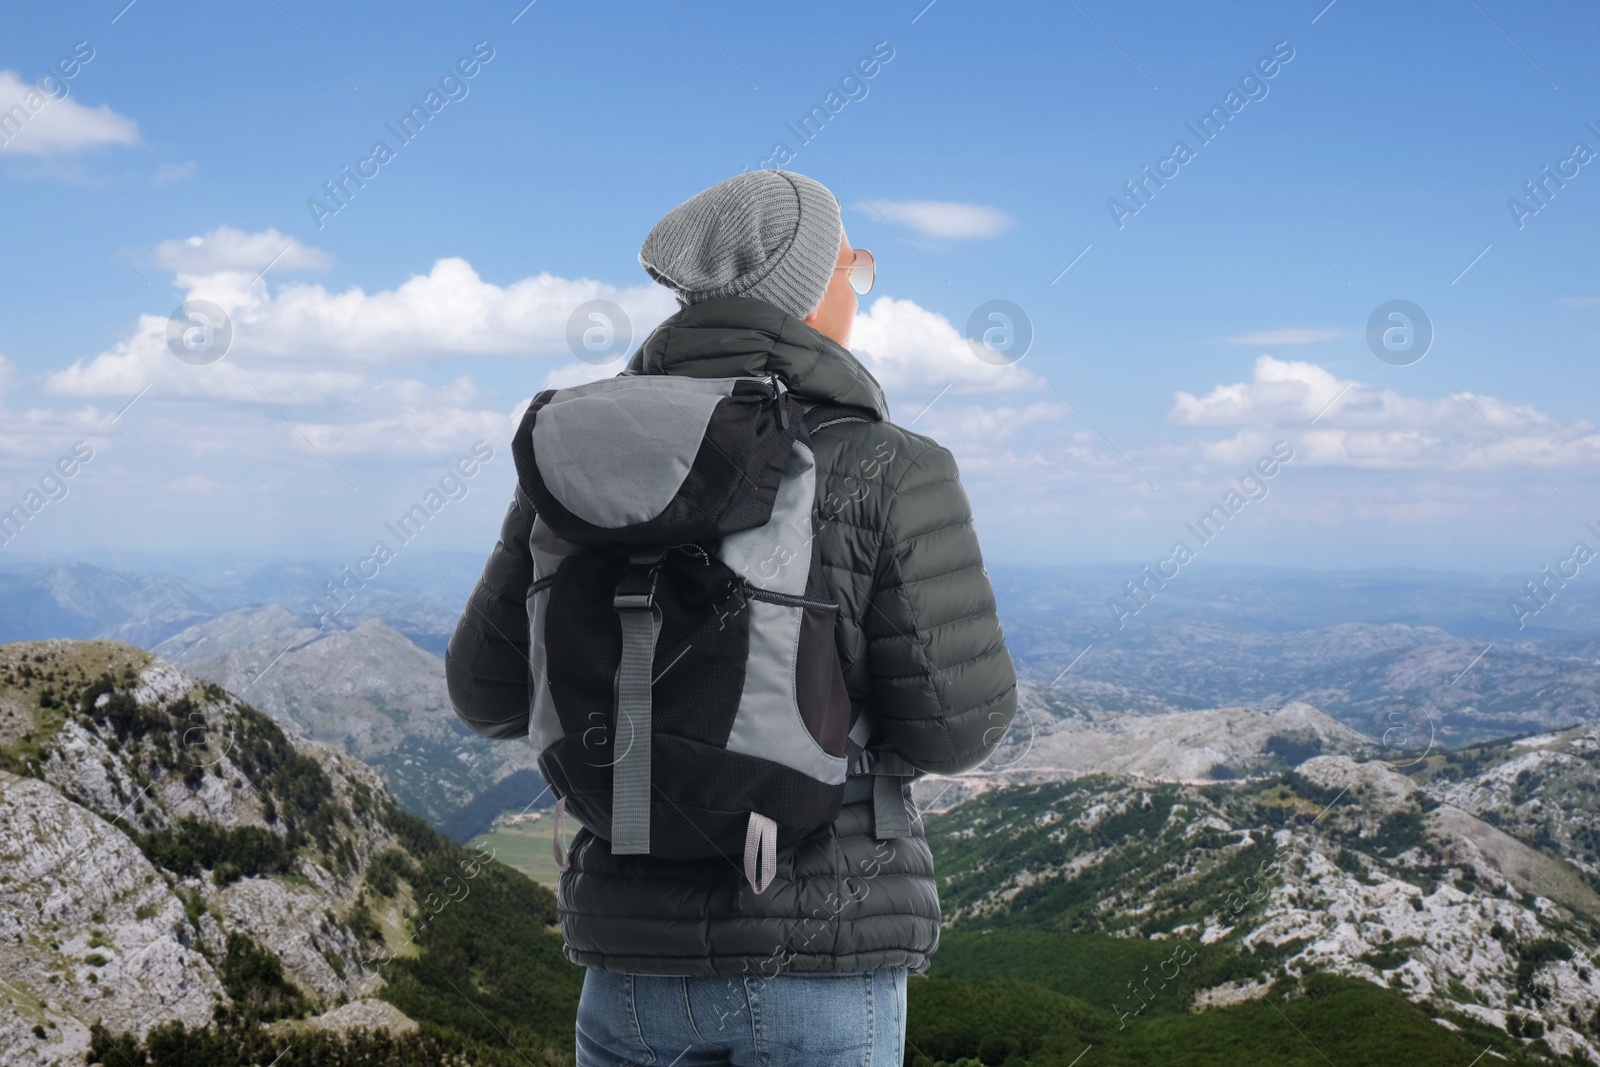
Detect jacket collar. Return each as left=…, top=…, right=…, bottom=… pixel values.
left=621, top=296, right=889, bottom=421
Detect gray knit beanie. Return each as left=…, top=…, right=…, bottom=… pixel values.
left=638, top=171, right=843, bottom=321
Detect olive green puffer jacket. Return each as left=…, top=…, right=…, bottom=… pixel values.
left=445, top=295, right=1017, bottom=976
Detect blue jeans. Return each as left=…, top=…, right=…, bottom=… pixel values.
left=575, top=965, right=908, bottom=1067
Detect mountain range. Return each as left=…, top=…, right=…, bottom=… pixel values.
left=0, top=638, right=579, bottom=1066
left=904, top=714, right=1600, bottom=1065
left=0, top=556, right=481, bottom=655
left=5, top=636, right=1598, bottom=1065
left=151, top=605, right=549, bottom=838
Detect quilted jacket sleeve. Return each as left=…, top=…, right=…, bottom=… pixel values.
left=444, top=485, right=536, bottom=740
left=865, top=441, right=1018, bottom=775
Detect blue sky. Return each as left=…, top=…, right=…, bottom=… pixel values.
left=1, top=0, right=1597, bottom=576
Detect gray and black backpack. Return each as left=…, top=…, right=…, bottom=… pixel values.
left=511, top=372, right=912, bottom=894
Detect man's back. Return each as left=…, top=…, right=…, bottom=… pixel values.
left=446, top=294, right=1015, bottom=974
left=445, top=170, right=1016, bottom=1065
left=553, top=295, right=1014, bottom=975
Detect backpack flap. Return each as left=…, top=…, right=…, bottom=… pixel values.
left=511, top=375, right=801, bottom=546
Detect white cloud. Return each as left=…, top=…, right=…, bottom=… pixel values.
left=542, top=361, right=623, bottom=392
left=154, top=226, right=330, bottom=275
left=40, top=233, right=1064, bottom=466
left=857, top=199, right=1014, bottom=239
left=151, top=161, right=197, bottom=186
left=1170, top=355, right=1600, bottom=470
left=1226, top=327, right=1342, bottom=345
left=292, top=378, right=517, bottom=457
left=163, top=474, right=228, bottom=494
left=212, top=257, right=675, bottom=363
left=850, top=296, right=1044, bottom=399
left=1170, top=356, right=1345, bottom=425
left=0, top=71, right=139, bottom=156
left=51, top=232, right=1041, bottom=424
left=46, top=245, right=680, bottom=405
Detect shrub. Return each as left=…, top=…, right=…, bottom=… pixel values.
left=215, top=933, right=307, bottom=1024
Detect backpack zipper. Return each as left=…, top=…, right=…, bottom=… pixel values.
left=742, top=581, right=838, bottom=611
left=766, top=373, right=790, bottom=429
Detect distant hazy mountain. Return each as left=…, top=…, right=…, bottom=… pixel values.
left=0, top=556, right=478, bottom=656
left=989, top=563, right=1600, bottom=640
left=916, top=684, right=1380, bottom=813
left=0, top=639, right=578, bottom=1065
left=0, top=563, right=225, bottom=648
left=1008, top=616, right=1599, bottom=746
left=154, top=606, right=549, bottom=836
left=7, top=557, right=1599, bottom=760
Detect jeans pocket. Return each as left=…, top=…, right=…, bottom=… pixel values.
left=577, top=970, right=656, bottom=1066
left=749, top=970, right=875, bottom=1061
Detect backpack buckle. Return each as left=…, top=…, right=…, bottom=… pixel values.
left=614, top=548, right=663, bottom=611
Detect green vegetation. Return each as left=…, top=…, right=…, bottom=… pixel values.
left=89, top=1021, right=539, bottom=1066
left=906, top=972, right=1562, bottom=1066
left=1370, top=809, right=1427, bottom=855
left=468, top=814, right=576, bottom=890
left=95, top=804, right=583, bottom=1065
left=135, top=818, right=293, bottom=885
left=1515, top=937, right=1573, bottom=997
left=918, top=776, right=1596, bottom=1064
left=222, top=701, right=352, bottom=861
left=215, top=932, right=310, bottom=1025
left=356, top=801, right=582, bottom=1062
left=930, top=929, right=1305, bottom=1017
left=1264, top=734, right=1323, bottom=765
left=1357, top=937, right=1422, bottom=971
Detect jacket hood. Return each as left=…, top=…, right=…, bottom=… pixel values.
left=621, top=296, right=889, bottom=421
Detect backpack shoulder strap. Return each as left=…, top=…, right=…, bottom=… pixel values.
left=844, top=702, right=916, bottom=840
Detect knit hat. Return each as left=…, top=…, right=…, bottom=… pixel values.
left=638, top=171, right=843, bottom=321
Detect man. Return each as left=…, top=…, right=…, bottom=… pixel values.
left=446, top=170, right=1017, bottom=1066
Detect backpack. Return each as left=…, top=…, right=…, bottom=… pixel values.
left=510, top=372, right=918, bottom=894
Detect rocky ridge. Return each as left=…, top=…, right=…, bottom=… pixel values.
left=152, top=605, right=544, bottom=833
left=0, top=639, right=472, bottom=1065
left=922, top=730, right=1600, bottom=1065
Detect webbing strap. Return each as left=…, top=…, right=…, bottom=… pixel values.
left=610, top=549, right=662, bottom=855
left=610, top=603, right=657, bottom=854
left=872, top=774, right=912, bottom=838
left=845, top=707, right=915, bottom=839
left=743, top=811, right=778, bottom=894
left=847, top=710, right=873, bottom=750
left=551, top=796, right=569, bottom=870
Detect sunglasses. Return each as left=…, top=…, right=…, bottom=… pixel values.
left=834, top=247, right=875, bottom=295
